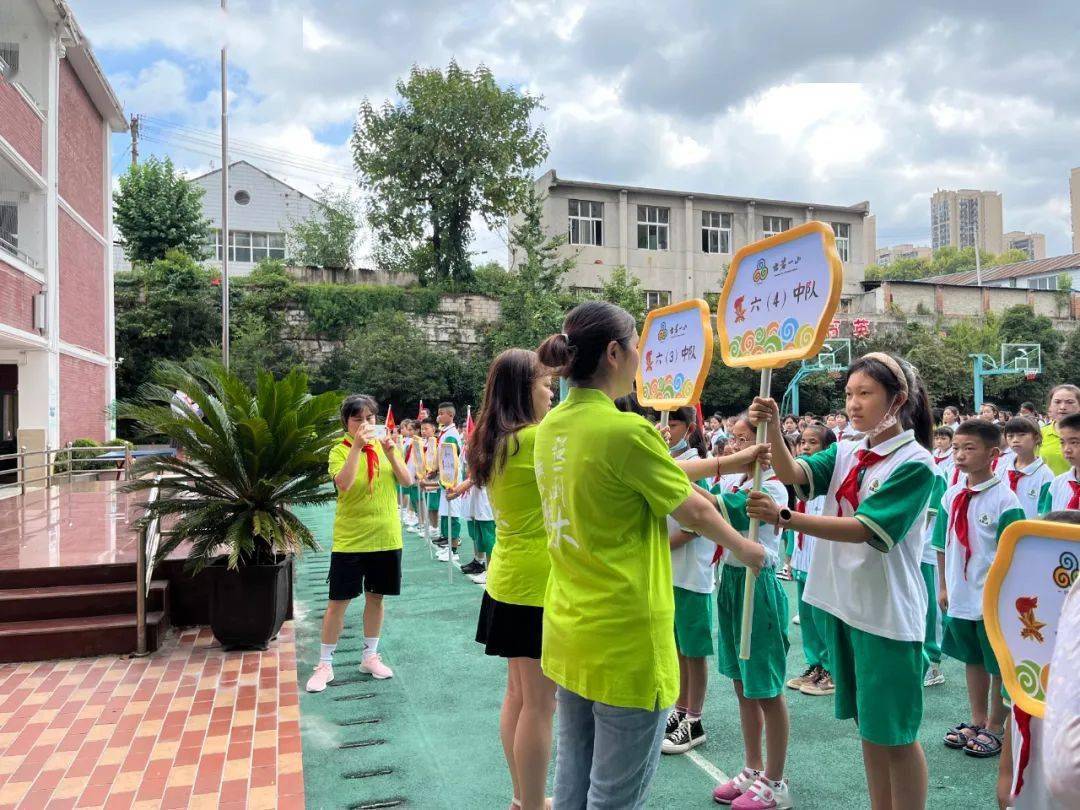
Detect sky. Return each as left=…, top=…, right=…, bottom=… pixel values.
left=76, top=0, right=1080, bottom=264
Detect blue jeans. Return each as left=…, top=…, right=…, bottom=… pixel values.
left=553, top=686, right=669, bottom=810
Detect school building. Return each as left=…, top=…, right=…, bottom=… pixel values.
left=0, top=0, right=127, bottom=467
left=519, top=169, right=877, bottom=303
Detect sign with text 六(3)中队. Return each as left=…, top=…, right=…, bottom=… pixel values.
left=717, top=221, right=843, bottom=370
left=635, top=299, right=714, bottom=410
left=983, top=519, right=1080, bottom=718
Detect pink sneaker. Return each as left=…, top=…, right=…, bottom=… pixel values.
left=360, top=653, right=394, bottom=680
left=305, top=662, right=334, bottom=692
left=713, top=767, right=761, bottom=804
left=731, top=777, right=792, bottom=809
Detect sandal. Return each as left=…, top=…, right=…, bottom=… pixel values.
left=943, top=722, right=979, bottom=749
left=964, top=727, right=1003, bottom=758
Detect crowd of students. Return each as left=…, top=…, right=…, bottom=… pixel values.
left=303, top=301, right=1080, bottom=810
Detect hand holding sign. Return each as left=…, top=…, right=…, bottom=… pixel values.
left=984, top=519, right=1080, bottom=717
left=716, top=221, right=843, bottom=659
left=635, top=299, right=714, bottom=427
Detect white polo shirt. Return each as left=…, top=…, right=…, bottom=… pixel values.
left=795, top=430, right=936, bottom=642
left=1040, top=467, right=1080, bottom=513
left=668, top=447, right=716, bottom=594
left=789, top=495, right=825, bottom=575
left=932, top=476, right=1025, bottom=621
left=999, top=457, right=1055, bottom=520
left=712, top=474, right=789, bottom=570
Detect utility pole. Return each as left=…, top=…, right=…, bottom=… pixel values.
left=220, top=0, right=230, bottom=369
left=129, top=114, right=139, bottom=166
left=974, top=220, right=982, bottom=286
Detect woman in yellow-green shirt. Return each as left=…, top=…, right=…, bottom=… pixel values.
left=467, top=349, right=555, bottom=810
left=1041, top=384, right=1080, bottom=475
left=534, top=301, right=765, bottom=810
left=305, top=394, right=413, bottom=693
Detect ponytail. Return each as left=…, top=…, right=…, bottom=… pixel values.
left=537, top=301, right=636, bottom=385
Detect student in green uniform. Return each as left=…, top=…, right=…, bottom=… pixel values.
left=747, top=353, right=937, bottom=810
left=306, top=395, right=413, bottom=693
left=534, top=302, right=765, bottom=810
left=467, top=349, right=556, bottom=810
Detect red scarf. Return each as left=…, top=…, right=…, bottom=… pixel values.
left=1069, top=480, right=1080, bottom=510
left=343, top=437, right=379, bottom=493
left=404, top=442, right=413, bottom=464
left=949, top=487, right=977, bottom=579
left=835, top=450, right=885, bottom=517
left=1013, top=706, right=1032, bottom=797
left=934, top=453, right=949, bottom=466
left=795, top=500, right=807, bottom=549
left=1006, top=468, right=1022, bottom=493
left=951, top=465, right=962, bottom=486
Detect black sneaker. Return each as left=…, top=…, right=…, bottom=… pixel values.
left=664, top=708, right=685, bottom=736
left=661, top=718, right=706, bottom=754
left=433, top=536, right=449, bottom=547
left=460, top=559, right=485, bottom=575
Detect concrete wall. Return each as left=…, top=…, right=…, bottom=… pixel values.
left=850, top=281, right=1080, bottom=327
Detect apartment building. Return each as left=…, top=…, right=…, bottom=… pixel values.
left=0, top=0, right=126, bottom=466
left=522, top=170, right=874, bottom=303
left=876, top=243, right=932, bottom=265
left=1004, top=231, right=1046, bottom=261
left=930, top=188, right=1004, bottom=254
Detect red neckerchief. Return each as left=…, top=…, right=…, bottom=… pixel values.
left=934, top=453, right=949, bottom=466
left=951, top=465, right=962, bottom=486
left=835, top=450, right=886, bottom=517
left=1069, top=479, right=1080, bottom=510
left=949, top=487, right=977, bottom=579
left=1013, top=706, right=1032, bottom=797
left=404, top=441, right=413, bottom=464
left=711, top=475, right=780, bottom=565
left=795, top=500, right=807, bottom=549
left=1006, top=467, right=1022, bottom=493
left=343, top=437, right=378, bottom=493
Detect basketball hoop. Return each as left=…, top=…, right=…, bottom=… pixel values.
left=1025, top=371, right=1037, bottom=381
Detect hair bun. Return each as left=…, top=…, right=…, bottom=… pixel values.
left=536, top=332, right=575, bottom=377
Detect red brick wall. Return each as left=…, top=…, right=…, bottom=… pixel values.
left=59, top=353, right=107, bottom=443
left=58, top=60, right=104, bottom=234
left=58, top=210, right=105, bottom=354
left=0, top=259, right=43, bottom=334
left=0, top=82, right=44, bottom=174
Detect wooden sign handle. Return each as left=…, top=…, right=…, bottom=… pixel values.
left=739, top=367, right=773, bottom=660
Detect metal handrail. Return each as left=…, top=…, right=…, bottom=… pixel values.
left=1, top=443, right=167, bottom=495
left=135, top=476, right=162, bottom=657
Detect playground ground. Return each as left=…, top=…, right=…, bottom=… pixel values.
left=293, top=503, right=999, bottom=810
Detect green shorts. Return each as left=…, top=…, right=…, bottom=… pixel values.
left=673, top=587, right=714, bottom=658
left=425, top=490, right=440, bottom=511
left=824, top=613, right=925, bottom=746
left=942, top=617, right=999, bottom=676
left=469, top=519, right=497, bottom=556
left=715, top=566, right=789, bottom=699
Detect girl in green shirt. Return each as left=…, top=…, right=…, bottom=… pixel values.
left=535, top=301, right=765, bottom=810
left=467, top=349, right=555, bottom=810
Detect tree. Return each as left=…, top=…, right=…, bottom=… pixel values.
left=353, top=61, right=548, bottom=284
left=865, top=246, right=1031, bottom=282
left=287, top=187, right=360, bottom=269
left=595, top=266, right=647, bottom=327
left=113, top=157, right=211, bottom=264
left=114, top=250, right=221, bottom=403
left=482, top=189, right=576, bottom=353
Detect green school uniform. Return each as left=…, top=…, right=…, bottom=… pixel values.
left=535, top=387, right=692, bottom=711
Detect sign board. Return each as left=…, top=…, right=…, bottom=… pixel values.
left=438, top=441, right=459, bottom=489
left=635, top=299, right=714, bottom=410
left=717, top=221, right=843, bottom=370
left=984, top=519, right=1080, bottom=717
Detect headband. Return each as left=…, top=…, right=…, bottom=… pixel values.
left=862, top=352, right=909, bottom=397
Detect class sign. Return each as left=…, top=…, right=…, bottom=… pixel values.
left=717, top=221, right=844, bottom=370
left=635, top=299, right=714, bottom=410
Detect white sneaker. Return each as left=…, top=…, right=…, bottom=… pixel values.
left=359, top=653, right=394, bottom=680
left=469, top=571, right=487, bottom=585
left=305, top=662, right=334, bottom=692
left=731, top=777, right=792, bottom=809
left=924, top=665, right=945, bottom=687
left=792, top=614, right=801, bottom=625
left=436, top=548, right=460, bottom=563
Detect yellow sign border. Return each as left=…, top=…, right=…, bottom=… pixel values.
left=635, top=298, right=715, bottom=410
left=438, top=440, right=460, bottom=489
left=983, top=518, right=1080, bottom=718
left=716, top=220, right=844, bottom=370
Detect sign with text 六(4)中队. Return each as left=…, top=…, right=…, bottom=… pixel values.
left=717, top=221, right=843, bottom=370
left=635, top=299, right=714, bottom=410
left=983, top=519, right=1080, bottom=718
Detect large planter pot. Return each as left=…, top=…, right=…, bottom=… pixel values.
left=209, top=554, right=293, bottom=650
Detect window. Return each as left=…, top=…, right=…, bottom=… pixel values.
left=701, top=211, right=732, bottom=254
left=0, top=203, right=17, bottom=252
left=637, top=205, right=669, bottom=251
left=762, top=216, right=791, bottom=237
left=268, top=233, right=286, bottom=260
left=831, top=222, right=851, bottom=262
left=568, top=199, right=603, bottom=246
left=212, top=230, right=286, bottom=262
left=1032, top=276, right=1056, bottom=291
left=234, top=190, right=251, bottom=205
left=232, top=231, right=251, bottom=263
left=0, top=44, right=18, bottom=80
left=644, top=290, right=671, bottom=310
left=570, top=286, right=603, bottom=296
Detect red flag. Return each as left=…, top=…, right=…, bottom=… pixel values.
left=465, top=405, right=475, bottom=438
left=385, top=405, right=396, bottom=432
left=417, top=399, right=427, bottom=420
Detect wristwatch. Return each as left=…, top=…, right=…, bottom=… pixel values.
left=775, top=507, right=792, bottom=529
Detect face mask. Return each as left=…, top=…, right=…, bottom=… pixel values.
left=669, top=438, right=689, bottom=456
left=862, top=396, right=901, bottom=441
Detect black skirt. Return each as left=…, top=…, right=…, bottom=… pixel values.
left=475, top=591, right=544, bottom=660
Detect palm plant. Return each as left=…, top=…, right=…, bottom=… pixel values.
left=119, top=359, right=341, bottom=571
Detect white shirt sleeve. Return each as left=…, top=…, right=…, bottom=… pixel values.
left=1043, top=577, right=1080, bottom=805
